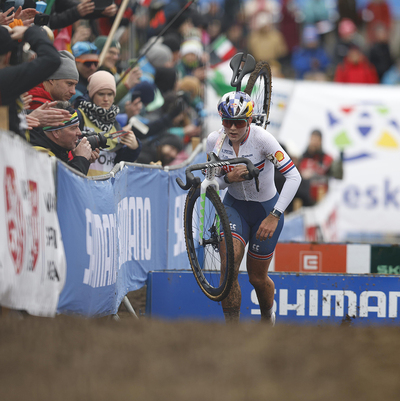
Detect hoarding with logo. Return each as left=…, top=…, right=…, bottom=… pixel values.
left=0, top=132, right=66, bottom=316
left=147, top=271, right=400, bottom=325
left=278, top=81, right=400, bottom=240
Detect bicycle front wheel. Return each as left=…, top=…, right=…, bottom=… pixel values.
left=244, top=61, right=272, bottom=129
left=184, top=186, right=235, bottom=302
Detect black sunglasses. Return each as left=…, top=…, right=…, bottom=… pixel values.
left=222, top=119, right=248, bottom=128
left=76, top=58, right=99, bottom=68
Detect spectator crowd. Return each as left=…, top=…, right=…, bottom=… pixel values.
left=0, top=0, right=398, bottom=208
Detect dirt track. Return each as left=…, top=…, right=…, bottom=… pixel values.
left=1, top=303, right=400, bottom=401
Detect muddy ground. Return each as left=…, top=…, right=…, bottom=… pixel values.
left=1, top=288, right=399, bottom=401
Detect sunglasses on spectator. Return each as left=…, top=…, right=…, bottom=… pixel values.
left=222, top=119, right=248, bottom=128
left=76, top=59, right=99, bottom=68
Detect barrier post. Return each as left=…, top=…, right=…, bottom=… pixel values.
left=0, top=106, right=9, bottom=130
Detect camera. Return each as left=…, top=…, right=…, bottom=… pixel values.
left=34, top=13, right=50, bottom=26
left=78, top=129, right=109, bottom=150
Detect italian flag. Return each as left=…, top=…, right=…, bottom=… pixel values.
left=210, top=35, right=237, bottom=66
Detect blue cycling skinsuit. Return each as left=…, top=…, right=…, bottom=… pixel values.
left=206, top=124, right=301, bottom=260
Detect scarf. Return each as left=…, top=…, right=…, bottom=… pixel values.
left=78, top=100, right=120, bottom=132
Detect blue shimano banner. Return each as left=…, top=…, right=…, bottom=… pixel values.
left=56, top=151, right=210, bottom=317
left=113, top=166, right=169, bottom=307
left=167, top=152, right=207, bottom=270
left=147, top=271, right=400, bottom=326
left=57, top=163, right=117, bottom=317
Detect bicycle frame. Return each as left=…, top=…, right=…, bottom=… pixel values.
left=198, top=163, right=221, bottom=245
left=177, top=153, right=260, bottom=247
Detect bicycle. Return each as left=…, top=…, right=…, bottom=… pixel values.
left=176, top=153, right=260, bottom=302
left=176, top=52, right=272, bottom=302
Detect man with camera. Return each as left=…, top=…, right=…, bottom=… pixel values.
left=0, top=24, right=61, bottom=139
left=30, top=101, right=99, bottom=175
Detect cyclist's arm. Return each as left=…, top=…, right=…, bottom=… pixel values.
left=264, top=137, right=302, bottom=213
left=206, top=130, right=229, bottom=189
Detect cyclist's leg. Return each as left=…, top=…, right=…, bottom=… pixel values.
left=220, top=238, right=246, bottom=322
left=246, top=193, right=283, bottom=323
left=246, top=255, right=275, bottom=321
left=221, top=194, right=250, bottom=322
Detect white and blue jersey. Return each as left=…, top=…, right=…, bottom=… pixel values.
left=206, top=124, right=301, bottom=259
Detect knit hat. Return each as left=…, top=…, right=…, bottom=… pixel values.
left=87, top=70, right=116, bottom=98
left=130, top=81, right=156, bottom=105
left=339, top=18, right=356, bottom=38
left=94, top=36, right=121, bottom=54
left=158, top=133, right=183, bottom=153
left=72, top=41, right=98, bottom=58
left=162, top=33, right=182, bottom=53
left=146, top=43, right=173, bottom=68
left=0, top=26, right=17, bottom=55
left=302, top=25, right=319, bottom=44
left=155, top=67, right=177, bottom=94
left=47, top=51, right=79, bottom=81
left=177, top=76, right=202, bottom=100
left=180, top=40, right=203, bottom=58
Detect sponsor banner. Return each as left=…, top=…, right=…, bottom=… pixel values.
left=167, top=152, right=207, bottom=270
left=0, top=132, right=66, bottom=316
left=56, top=163, right=170, bottom=317
left=56, top=163, right=117, bottom=317
left=113, top=166, right=169, bottom=306
left=371, top=246, right=400, bottom=275
left=274, top=242, right=371, bottom=274
left=147, top=271, right=400, bottom=325
left=274, top=243, right=347, bottom=273
left=278, top=81, right=400, bottom=238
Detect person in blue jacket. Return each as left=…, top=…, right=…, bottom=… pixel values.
left=291, top=25, right=331, bottom=80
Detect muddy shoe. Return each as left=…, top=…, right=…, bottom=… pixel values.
left=261, top=311, right=276, bottom=327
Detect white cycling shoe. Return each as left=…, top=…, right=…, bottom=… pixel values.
left=270, top=311, right=276, bottom=327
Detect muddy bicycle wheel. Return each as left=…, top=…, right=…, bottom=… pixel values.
left=244, top=61, right=272, bottom=129
left=184, top=185, right=235, bottom=302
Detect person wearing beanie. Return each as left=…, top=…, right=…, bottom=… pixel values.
left=115, top=80, right=156, bottom=128
left=291, top=24, right=331, bottom=80
left=162, top=33, right=182, bottom=64
left=71, top=41, right=99, bottom=102
left=74, top=70, right=141, bottom=176
left=27, top=50, right=79, bottom=110
left=176, top=39, right=206, bottom=81
left=0, top=25, right=61, bottom=139
left=94, top=35, right=121, bottom=75
left=145, top=43, right=173, bottom=69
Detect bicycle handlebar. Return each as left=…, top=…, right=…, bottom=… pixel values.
left=176, top=152, right=260, bottom=191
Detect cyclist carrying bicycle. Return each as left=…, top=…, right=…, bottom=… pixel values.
left=206, top=91, right=301, bottom=324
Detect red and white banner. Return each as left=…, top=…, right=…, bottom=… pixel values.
left=0, top=131, right=66, bottom=316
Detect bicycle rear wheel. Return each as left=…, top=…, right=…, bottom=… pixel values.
left=184, top=186, right=235, bottom=302
left=244, top=61, right=272, bottom=129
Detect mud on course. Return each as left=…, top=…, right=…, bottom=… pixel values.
left=1, top=300, right=400, bottom=401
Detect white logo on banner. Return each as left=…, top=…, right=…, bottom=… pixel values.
left=118, top=196, right=151, bottom=263
left=173, top=194, right=186, bottom=257
left=251, top=288, right=400, bottom=318
left=300, top=251, right=322, bottom=272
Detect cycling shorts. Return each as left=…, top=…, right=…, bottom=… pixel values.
left=223, top=191, right=284, bottom=261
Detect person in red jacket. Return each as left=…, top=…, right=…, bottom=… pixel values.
left=298, top=129, right=334, bottom=202
left=27, top=50, right=79, bottom=110
left=334, top=44, right=379, bottom=84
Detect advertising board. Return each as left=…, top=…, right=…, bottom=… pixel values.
left=147, top=271, right=400, bottom=325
